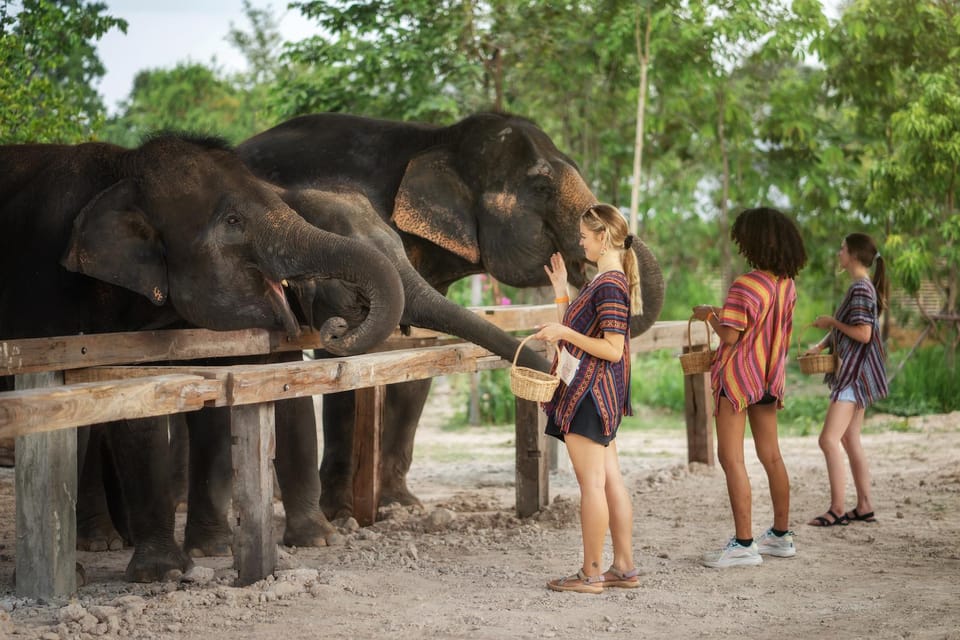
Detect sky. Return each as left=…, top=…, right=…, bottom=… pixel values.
left=96, top=1, right=316, bottom=113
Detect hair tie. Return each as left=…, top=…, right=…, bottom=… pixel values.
left=624, top=234, right=634, bottom=250
left=875, top=252, right=882, bottom=260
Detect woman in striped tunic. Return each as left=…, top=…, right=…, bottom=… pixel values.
left=535, top=203, right=642, bottom=594
left=692, top=207, right=807, bottom=568
left=806, top=233, right=888, bottom=527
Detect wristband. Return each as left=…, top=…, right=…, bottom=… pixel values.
left=554, top=296, right=569, bottom=304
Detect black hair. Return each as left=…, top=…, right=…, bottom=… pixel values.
left=730, top=207, right=807, bottom=278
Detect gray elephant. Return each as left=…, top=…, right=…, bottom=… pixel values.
left=0, top=134, right=405, bottom=580
left=236, top=111, right=665, bottom=519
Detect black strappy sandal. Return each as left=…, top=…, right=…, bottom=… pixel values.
left=807, top=509, right=849, bottom=527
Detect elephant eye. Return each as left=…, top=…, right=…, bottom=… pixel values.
left=226, top=213, right=242, bottom=226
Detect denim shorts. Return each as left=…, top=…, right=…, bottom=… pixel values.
left=836, top=385, right=856, bottom=403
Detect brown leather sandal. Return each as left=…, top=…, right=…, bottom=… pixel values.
left=602, top=565, right=640, bottom=588
left=547, top=569, right=604, bottom=594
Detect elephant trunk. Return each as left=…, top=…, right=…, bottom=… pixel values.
left=402, top=275, right=550, bottom=373
left=627, top=238, right=666, bottom=337
left=261, top=213, right=404, bottom=355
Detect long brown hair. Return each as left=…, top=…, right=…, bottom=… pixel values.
left=581, top=203, right=643, bottom=315
left=845, top=232, right=887, bottom=313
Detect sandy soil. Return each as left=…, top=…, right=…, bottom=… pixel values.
left=1, top=387, right=959, bottom=640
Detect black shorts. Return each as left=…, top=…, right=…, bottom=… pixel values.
left=719, top=386, right=777, bottom=406
left=545, top=395, right=615, bottom=447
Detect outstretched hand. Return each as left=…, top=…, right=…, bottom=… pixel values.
left=543, top=252, right=568, bottom=296
left=691, top=305, right=715, bottom=321
left=532, top=322, right=568, bottom=344
left=811, top=315, right=835, bottom=330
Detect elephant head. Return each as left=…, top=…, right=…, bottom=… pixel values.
left=60, top=135, right=404, bottom=355
left=392, top=113, right=665, bottom=335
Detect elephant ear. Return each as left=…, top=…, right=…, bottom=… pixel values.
left=630, top=238, right=666, bottom=336
left=393, top=149, right=481, bottom=264
left=61, top=179, right=169, bottom=306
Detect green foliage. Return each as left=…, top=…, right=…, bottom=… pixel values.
left=630, top=351, right=685, bottom=413
left=875, top=346, right=960, bottom=415
left=0, top=0, right=126, bottom=143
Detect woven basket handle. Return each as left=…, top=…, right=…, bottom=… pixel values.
left=514, top=334, right=561, bottom=368
left=686, top=315, right=713, bottom=350
left=797, top=326, right=834, bottom=356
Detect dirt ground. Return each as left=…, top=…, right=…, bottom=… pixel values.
left=1, top=384, right=959, bottom=640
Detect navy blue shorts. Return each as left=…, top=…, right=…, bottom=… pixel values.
left=545, top=395, right=615, bottom=447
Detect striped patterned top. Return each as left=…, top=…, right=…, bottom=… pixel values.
left=824, top=278, right=888, bottom=407
left=542, top=271, right=632, bottom=436
left=711, top=270, right=796, bottom=412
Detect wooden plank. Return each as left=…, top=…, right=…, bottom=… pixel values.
left=0, top=327, right=325, bottom=376
left=631, top=320, right=711, bottom=354
left=515, top=398, right=548, bottom=517
left=352, top=386, right=384, bottom=527
left=14, top=372, right=77, bottom=598
left=0, top=375, right=221, bottom=438
left=231, top=403, right=276, bottom=586
left=682, top=348, right=714, bottom=465
left=223, top=343, right=509, bottom=406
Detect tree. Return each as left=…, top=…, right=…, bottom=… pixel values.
left=0, top=0, right=126, bottom=143
left=99, top=64, right=246, bottom=147
left=821, top=0, right=960, bottom=354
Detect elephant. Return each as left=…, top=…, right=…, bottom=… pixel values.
left=0, top=134, right=405, bottom=581
left=234, top=111, right=665, bottom=522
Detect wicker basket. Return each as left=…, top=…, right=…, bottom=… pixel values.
left=797, top=332, right=836, bottom=375
left=679, top=315, right=716, bottom=376
left=510, top=334, right=562, bottom=402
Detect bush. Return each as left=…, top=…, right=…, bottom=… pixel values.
left=875, top=346, right=960, bottom=415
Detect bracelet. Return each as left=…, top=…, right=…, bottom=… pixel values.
left=554, top=296, right=569, bottom=304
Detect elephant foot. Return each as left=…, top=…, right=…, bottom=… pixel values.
left=282, top=512, right=345, bottom=547
left=319, top=490, right=354, bottom=522
left=379, top=480, right=423, bottom=509
left=124, top=542, right=193, bottom=583
left=77, top=522, right=125, bottom=552
left=183, top=527, right=233, bottom=558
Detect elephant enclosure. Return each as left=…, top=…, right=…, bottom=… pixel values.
left=2, top=396, right=959, bottom=639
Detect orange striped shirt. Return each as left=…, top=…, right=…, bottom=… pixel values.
left=711, top=270, right=796, bottom=412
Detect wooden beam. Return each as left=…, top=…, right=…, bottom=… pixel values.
left=0, top=375, right=221, bottom=439
left=682, top=347, right=714, bottom=465
left=231, top=403, right=276, bottom=586
left=352, top=386, right=385, bottom=527
left=14, top=372, right=77, bottom=598
left=515, top=398, right=548, bottom=517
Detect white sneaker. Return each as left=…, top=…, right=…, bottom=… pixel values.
left=701, top=538, right=763, bottom=568
left=757, top=528, right=796, bottom=558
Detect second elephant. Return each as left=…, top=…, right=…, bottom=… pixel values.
left=237, top=111, right=666, bottom=520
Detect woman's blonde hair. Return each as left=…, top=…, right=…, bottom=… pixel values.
left=581, top=203, right=642, bottom=316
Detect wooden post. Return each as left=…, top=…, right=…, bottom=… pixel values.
left=15, top=371, right=77, bottom=598
left=231, top=402, right=276, bottom=586
left=683, top=366, right=714, bottom=466
left=515, top=398, right=548, bottom=517
left=352, top=386, right=384, bottom=527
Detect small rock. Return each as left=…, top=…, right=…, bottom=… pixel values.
left=181, top=565, right=216, bottom=585
left=57, top=603, right=87, bottom=623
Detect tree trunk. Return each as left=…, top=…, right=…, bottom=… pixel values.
left=629, top=7, right=652, bottom=236
left=716, top=86, right=733, bottom=294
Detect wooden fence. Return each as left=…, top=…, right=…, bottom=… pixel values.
left=0, top=304, right=713, bottom=598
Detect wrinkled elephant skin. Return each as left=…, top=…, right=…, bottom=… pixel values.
left=0, top=136, right=405, bottom=581
left=238, top=112, right=665, bottom=519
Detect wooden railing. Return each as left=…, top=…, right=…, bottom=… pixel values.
left=0, top=305, right=713, bottom=598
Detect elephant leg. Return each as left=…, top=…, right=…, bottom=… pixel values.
left=168, top=413, right=189, bottom=510
left=275, top=397, right=343, bottom=546
left=76, top=425, right=125, bottom=551
left=319, top=390, right=356, bottom=520
left=105, top=417, right=192, bottom=582
left=379, top=380, right=431, bottom=508
left=182, top=408, right=234, bottom=557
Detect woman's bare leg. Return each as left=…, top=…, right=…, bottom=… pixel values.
left=748, top=402, right=790, bottom=531
left=715, top=397, right=751, bottom=539
left=565, top=433, right=608, bottom=577
left=841, top=406, right=874, bottom=516
left=603, top=440, right=634, bottom=573
left=810, top=400, right=856, bottom=523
